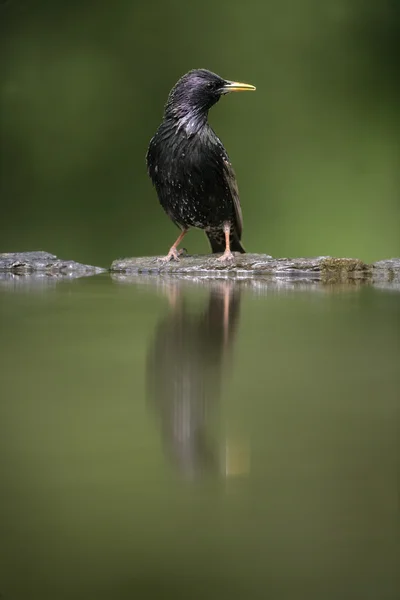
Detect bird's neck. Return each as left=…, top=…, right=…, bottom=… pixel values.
left=165, top=104, right=209, bottom=136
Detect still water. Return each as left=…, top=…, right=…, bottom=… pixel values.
left=0, top=274, right=399, bottom=600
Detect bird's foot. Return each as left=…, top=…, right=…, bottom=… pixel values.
left=217, top=250, right=235, bottom=263
left=159, top=247, right=181, bottom=263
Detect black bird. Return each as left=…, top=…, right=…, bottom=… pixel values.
left=146, top=69, right=256, bottom=262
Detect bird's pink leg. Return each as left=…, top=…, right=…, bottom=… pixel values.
left=160, top=229, right=188, bottom=262
left=217, top=223, right=235, bottom=263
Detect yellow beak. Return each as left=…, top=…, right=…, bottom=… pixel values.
left=222, top=80, right=256, bottom=93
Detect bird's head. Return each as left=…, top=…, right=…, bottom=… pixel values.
left=164, top=69, right=255, bottom=131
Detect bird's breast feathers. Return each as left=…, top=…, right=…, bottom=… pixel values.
left=148, top=124, right=228, bottom=183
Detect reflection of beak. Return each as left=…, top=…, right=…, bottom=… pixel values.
left=224, top=437, right=251, bottom=477
left=222, top=80, right=256, bottom=93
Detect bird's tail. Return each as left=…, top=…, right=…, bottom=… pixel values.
left=206, top=231, right=246, bottom=254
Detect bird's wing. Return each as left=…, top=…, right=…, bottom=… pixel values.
left=222, top=157, right=243, bottom=238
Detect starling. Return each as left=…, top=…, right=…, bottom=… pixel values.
left=146, top=69, right=256, bottom=262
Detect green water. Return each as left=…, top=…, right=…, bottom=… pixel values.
left=0, top=275, right=399, bottom=600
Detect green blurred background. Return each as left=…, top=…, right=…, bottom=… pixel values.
left=1, top=0, right=399, bottom=266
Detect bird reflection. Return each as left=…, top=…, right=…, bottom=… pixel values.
left=147, top=280, right=241, bottom=479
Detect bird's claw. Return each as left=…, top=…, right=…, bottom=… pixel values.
left=159, top=247, right=181, bottom=263
left=217, top=251, right=235, bottom=263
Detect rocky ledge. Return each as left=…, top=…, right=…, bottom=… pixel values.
left=0, top=251, right=105, bottom=276
left=111, top=253, right=400, bottom=283
left=1, top=251, right=399, bottom=285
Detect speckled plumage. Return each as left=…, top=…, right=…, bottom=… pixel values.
left=146, top=69, right=255, bottom=259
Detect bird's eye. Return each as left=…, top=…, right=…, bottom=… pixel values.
left=206, top=82, right=213, bottom=89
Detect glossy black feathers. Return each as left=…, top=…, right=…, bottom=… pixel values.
left=146, top=69, right=249, bottom=255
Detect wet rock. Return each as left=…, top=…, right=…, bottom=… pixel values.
left=0, top=251, right=105, bottom=275
left=372, top=258, right=400, bottom=282
left=2, top=251, right=399, bottom=288
left=110, top=253, right=371, bottom=281
left=370, top=258, right=400, bottom=292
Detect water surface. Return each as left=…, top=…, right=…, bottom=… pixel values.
left=0, top=274, right=399, bottom=599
